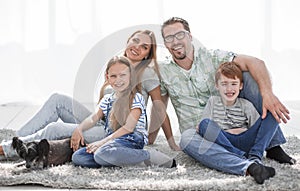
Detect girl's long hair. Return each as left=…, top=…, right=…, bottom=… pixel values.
left=103, top=56, right=139, bottom=131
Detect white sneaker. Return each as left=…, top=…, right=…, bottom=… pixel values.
left=144, top=149, right=176, bottom=168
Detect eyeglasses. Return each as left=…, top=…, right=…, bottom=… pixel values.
left=164, top=31, right=189, bottom=43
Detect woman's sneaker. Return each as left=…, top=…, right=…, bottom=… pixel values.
left=144, top=149, right=176, bottom=168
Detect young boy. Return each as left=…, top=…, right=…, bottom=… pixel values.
left=197, top=61, right=296, bottom=184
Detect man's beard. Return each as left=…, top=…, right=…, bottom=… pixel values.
left=174, top=51, right=186, bottom=60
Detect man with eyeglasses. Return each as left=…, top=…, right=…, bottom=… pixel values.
left=154, top=17, right=295, bottom=183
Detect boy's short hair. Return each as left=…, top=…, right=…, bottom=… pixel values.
left=215, top=62, right=243, bottom=84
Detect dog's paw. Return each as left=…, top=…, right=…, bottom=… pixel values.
left=14, top=161, right=26, bottom=167
left=12, top=167, right=30, bottom=175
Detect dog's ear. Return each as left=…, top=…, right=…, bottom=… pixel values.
left=38, top=139, right=50, bottom=168
left=38, top=139, right=50, bottom=156
left=12, top=137, right=21, bottom=149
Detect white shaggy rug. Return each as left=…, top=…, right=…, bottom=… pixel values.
left=0, top=129, right=300, bottom=190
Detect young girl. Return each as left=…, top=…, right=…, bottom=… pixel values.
left=72, top=56, right=175, bottom=167
left=72, top=30, right=180, bottom=151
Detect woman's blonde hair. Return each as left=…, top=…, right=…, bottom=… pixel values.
left=101, top=56, right=139, bottom=131
left=99, top=29, right=160, bottom=101
left=124, top=30, right=161, bottom=86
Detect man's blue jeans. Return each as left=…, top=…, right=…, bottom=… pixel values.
left=239, top=73, right=286, bottom=149
left=180, top=72, right=286, bottom=175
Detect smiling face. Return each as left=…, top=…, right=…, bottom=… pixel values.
left=216, top=74, right=243, bottom=106
left=106, top=62, right=131, bottom=93
left=162, top=22, right=193, bottom=61
left=125, top=32, right=151, bottom=65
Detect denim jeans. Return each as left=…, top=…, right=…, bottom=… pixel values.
left=180, top=128, right=252, bottom=175
left=239, top=72, right=286, bottom=148
left=72, top=132, right=149, bottom=168
left=1, top=93, right=107, bottom=158
left=180, top=72, right=287, bottom=175
left=198, top=112, right=279, bottom=159
left=17, top=93, right=92, bottom=136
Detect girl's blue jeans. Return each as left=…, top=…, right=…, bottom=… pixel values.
left=72, top=132, right=149, bottom=168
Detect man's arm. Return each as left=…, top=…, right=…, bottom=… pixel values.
left=233, top=54, right=290, bottom=123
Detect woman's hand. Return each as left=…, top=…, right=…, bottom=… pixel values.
left=71, top=127, right=85, bottom=151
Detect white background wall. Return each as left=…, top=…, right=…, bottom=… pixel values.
left=0, top=0, right=300, bottom=105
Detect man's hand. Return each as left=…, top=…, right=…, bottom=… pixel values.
left=262, top=92, right=290, bottom=123
left=70, top=127, right=85, bottom=151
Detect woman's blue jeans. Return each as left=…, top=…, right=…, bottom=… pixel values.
left=1, top=93, right=107, bottom=158
left=72, top=132, right=149, bottom=168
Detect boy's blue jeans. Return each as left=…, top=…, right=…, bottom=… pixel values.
left=72, top=132, right=149, bottom=168
left=198, top=112, right=278, bottom=160
left=180, top=72, right=286, bottom=175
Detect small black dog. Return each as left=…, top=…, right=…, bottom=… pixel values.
left=12, top=137, right=73, bottom=169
